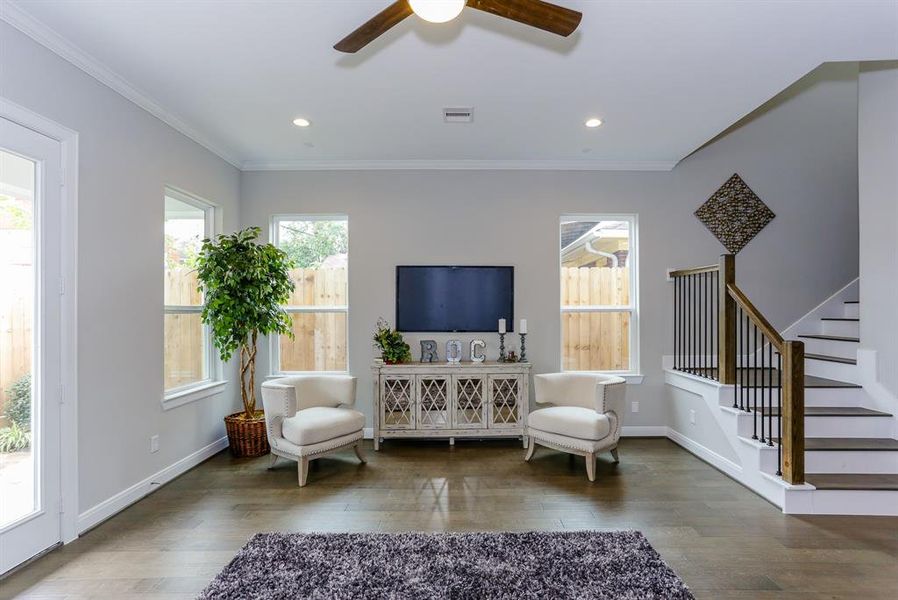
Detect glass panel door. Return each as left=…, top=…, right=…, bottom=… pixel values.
left=0, top=118, right=63, bottom=574
left=0, top=149, right=36, bottom=528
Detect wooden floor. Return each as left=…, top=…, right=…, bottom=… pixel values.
left=3, top=438, right=897, bottom=599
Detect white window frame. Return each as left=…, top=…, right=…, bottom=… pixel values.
left=162, top=187, right=226, bottom=408
left=559, top=214, right=642, bottom=382
left=270, top=214, right=349, bottom=376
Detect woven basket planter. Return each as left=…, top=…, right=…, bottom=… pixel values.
left=224, top=410, right=270, bottom=458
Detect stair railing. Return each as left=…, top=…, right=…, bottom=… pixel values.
left=671, top=254, right=805, bottom=485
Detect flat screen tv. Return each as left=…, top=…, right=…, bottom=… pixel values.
left=396, top=266, right=514, bottom=332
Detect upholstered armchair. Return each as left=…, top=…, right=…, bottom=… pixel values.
left=261, top=375, right=366, bottom=486
left=525, top=372, right=626, bottom=481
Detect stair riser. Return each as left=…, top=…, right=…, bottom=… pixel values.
left=737, top=415, right=894, bottom=438
left=800, top=338, right=859, bottom=360
left=803, top=490, right=898, bottom=516
left=843, top=303, right=860, bottom=319
left=804, top=357, right=861, bottom=384
left=805, top=451, right=898, bottom=474
left=821, top=320, right=860, bottom=337
left=759, top=449, right=898, bottom=474
left=804, top=387, right=866, bottom=407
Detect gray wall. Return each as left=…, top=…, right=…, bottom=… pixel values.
left=858, top=62, right=898, bottom=398
left=241, top=64, right=860, bottom=430
left=1, top=22, right=242, bottom=512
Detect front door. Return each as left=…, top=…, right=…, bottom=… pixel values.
left=0, top=117, right=64, bottom=574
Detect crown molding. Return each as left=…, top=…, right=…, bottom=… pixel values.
left=0, top=1, right=243, bottom=168
left=240, top=159, right=679, bottom=172
left=1, top=3, right=680, bottom=174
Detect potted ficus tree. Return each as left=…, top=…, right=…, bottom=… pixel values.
left=196, top=226, right=294, bottom=457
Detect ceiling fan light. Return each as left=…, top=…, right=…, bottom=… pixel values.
left=409, top=0, right=466, bottom=23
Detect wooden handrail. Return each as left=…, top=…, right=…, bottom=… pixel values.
left=670, top=253, right=804, bottom=485
left=726, top=283, right=785, bottom=352
left=727, top=281, right=804, bottom=485
left=669, top=264, right=719, bottom=278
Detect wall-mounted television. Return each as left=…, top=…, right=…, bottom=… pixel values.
left=396, top=266, right=514, bottom=333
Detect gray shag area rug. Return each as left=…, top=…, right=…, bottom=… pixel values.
left=199, top=531, right=693, bottom=599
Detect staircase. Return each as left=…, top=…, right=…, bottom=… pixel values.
left=791, top=298, right=898, bottom=504
left=667, top=258, right=898, bottom=515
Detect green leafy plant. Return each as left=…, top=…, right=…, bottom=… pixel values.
left=373, top=318, right=411, bottom=364
left=195, top=227, right=295, bottom=419
left=4, top=373, right=31, bottom=430
left=0, top=422, right=30, bottom=453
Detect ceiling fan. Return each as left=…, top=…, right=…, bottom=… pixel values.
left=334, top=0, right=582, bottom=53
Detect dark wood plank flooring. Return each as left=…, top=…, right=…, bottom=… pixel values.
left=2, top=438, right=897, bottom=599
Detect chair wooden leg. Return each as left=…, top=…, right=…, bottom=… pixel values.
left=585, top=452, right=596, bottom=482
left=610, top=447, right=620, bottom=464
left=297, top=457, right=309, bottom=487
left=524, top=442, right=536, bottom=462
left=354, top=443, right=367, bottom=464
left=268, top=453, right=279, bottom=470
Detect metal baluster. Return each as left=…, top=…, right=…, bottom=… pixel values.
left=673, top=277, right=678, bottom=370
left=689, top=274, right=694, bottom=373
left=733, top=305, right=739, bottom=408
left=698, top=273, right=703, bottom=377
left=767, top=341, right=774, bottom=447
left=743, top=311, right=749, bottom=411
left=776, top=352, right=783, bottom=474
left=759, top=334, right=767, bottom=444
left=752, top=323, right=759, bottom=437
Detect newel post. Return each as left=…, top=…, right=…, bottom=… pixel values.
left=781, top=340, right=805, bottom=484
left=718, top=254, right=736, bottom=384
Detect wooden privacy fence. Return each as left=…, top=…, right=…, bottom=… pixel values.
left=561, top=267, right=630, bottom=371
left=0, top=266, right=32, bottom=412
left=280, top=268, right=347, bottom=372
left=164, top=267, right=349, bottom=380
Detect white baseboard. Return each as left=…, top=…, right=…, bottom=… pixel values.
left=666, top=427, right=744, bottom=480
left=76, top=436, right=228, bottom=535
left=620, top=426, right=668, bottom=437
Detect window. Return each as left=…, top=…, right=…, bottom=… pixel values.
left=164, top=189, right=216, bottom=397
left=560, top=216, right=638, bottom=373
left=271, top=216, right=348, bottom=373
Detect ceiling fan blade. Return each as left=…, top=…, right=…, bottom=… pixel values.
left=334, top=1, right=414, bottom=53
left=466, top=0, right=582, bottom=37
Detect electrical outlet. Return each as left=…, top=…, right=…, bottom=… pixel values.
left=150, top=435, right=160, bottom=454
left=689, top=409, right=696, bottom=425
left=631, top=401, right=639, bottom=413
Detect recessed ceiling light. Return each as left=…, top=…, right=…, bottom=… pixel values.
left=585, top=118, right=603, bottom=128
left=292, top=117, right=311, bottom=127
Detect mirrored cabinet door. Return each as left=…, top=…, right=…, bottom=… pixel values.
left=416, top=375, right=451, bottom=429
left=488, top=375, right=523, bottom=429
left=453, top=376, right=486, bottom=429
left=381, top=375, right=415, bottom=429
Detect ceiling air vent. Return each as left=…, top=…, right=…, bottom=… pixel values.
left=443, top=107, right=474, bottom=123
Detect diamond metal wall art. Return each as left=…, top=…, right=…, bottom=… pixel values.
left=694, top=174, right=775, bottom=254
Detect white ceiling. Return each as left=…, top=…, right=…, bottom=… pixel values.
left=4, top=0, right=897, bottom=170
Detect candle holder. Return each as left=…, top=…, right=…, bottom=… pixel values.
left=498, top=332, right=506, bottom=362
left=519, top=333, right=527, bottom=362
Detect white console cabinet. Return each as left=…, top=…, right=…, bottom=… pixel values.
left=371, top=362, right=532, bottom=450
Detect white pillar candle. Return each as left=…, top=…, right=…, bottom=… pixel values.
left=498, top=319, right=506, bottom=334
left=520, top=319, right=527, bottom=334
